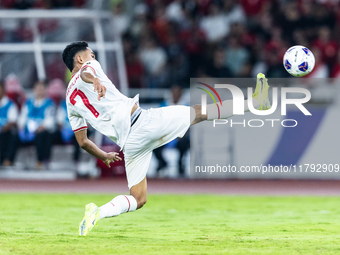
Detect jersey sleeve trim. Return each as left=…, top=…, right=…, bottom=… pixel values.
left=81, top=65, right=96, bottom=75
left=73, top=126, right=87, bottom=133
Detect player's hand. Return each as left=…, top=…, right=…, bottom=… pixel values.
left=102, top=152, right=122, bottom=168
left=93, top=78, right=106, bottom=101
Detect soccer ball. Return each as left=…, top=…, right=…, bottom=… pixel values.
left=283, top=45, right=315, bottom=77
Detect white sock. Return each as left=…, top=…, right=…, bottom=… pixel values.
left=99, top=195, right=138, bottom=220
left=206, top=99, right=259, bottom=120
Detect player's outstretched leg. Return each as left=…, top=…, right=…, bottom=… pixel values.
left=190, top=72, right=271, bottom=125
left=79, top=195, right=138, bottom=236
left=99, top=177, right=146, bottom=220
left=78, top=178, right=146, bottom=236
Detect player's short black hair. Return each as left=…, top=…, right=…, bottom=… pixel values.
left=62, top=41, right=89, bottom=71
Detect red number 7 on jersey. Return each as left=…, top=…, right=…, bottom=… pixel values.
left=70, top=88, right=100, bottom=118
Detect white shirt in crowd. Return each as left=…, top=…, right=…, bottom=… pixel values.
left=0, top=96, right=18, bottom=124
left=17, top=98, right=55, bottom=132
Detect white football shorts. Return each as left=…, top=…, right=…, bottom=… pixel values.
left=123, top=105, right=191, bottom=189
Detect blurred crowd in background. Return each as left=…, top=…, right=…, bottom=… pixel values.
left=0, top=0, right=86, bottom=9
left=0, top=78, right=81, bottom=170
left=1, top=0, right=340, bottom=89
left=1, top=0, right=340, bottom=170
left=122, top=0, right=340, bottom=87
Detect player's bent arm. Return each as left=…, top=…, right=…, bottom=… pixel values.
left=80, top=68, right=97, bottom=83
left=74, top=129, right=122, bottom=167
left=80, top=67, right=106, bottom=101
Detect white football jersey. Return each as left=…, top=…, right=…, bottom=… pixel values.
left=66, top=60, right=139, bottom=149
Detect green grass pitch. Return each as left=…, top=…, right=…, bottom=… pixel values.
left=1, top=194, right=340, bottom=255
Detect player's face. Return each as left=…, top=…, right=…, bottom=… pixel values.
left=74, top=48, right=96, bottom=69
left=84, top=47, right=96, bottom=62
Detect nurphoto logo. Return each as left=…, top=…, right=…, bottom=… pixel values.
left=197, top=83, right=311, bottom=128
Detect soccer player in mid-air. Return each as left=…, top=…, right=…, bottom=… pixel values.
left=62, top=41, right=271, bottom=236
